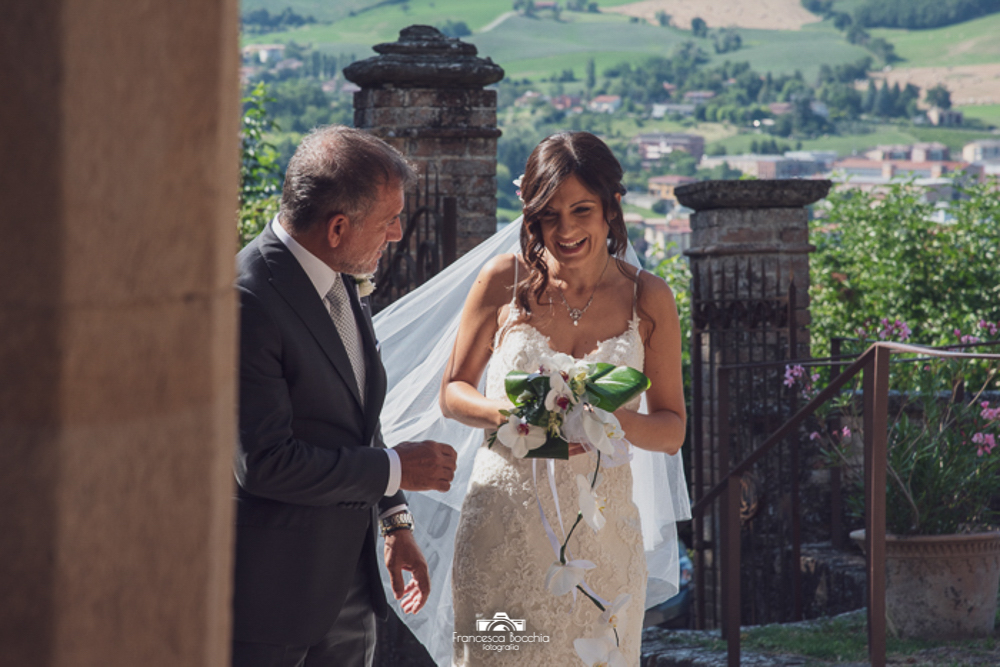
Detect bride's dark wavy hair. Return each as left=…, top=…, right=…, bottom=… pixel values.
left=517, top=132, right=645, bottom=325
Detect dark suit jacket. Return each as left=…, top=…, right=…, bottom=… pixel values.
left=232, top=223, right=405, bottom=646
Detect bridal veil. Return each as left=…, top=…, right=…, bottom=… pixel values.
left=373, top=217, right=691, bottom=666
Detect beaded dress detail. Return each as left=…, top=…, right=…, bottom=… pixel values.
left=452, top=272, right=647, bottom=666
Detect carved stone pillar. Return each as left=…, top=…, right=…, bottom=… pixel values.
left=676, top=179, right=831, bottom=628
left=345, top=25, right=504, bottom=256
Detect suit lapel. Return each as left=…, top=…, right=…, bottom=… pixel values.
left=258, top=225, right=365, bottom=411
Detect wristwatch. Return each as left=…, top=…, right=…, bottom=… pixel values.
left=380, top=510, right=414, bottom=537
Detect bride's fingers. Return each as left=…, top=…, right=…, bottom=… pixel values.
left=568, top=442, right=587, bottom=456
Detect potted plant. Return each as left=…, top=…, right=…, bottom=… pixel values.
left=790, top=319, right=1000, bottom=639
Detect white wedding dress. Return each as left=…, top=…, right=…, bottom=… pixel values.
left=451, top=285, right=647, bottom=666
left=372, top=219, right=690, bottom=667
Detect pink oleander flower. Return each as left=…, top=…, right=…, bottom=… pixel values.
left=981, top=403, right=1000, bottom=422
left=809, top=431, right=822, bottom=441
left=842, top=426, right=852, bottom=438
left=972, top=432, right=997, bottom=457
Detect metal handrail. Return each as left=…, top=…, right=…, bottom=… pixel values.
left=693, top=340, right=1000, bottom=667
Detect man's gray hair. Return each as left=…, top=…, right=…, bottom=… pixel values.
left=280, top=125, right=416, bottom=233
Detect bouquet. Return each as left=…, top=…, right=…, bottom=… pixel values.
left=489, top=352, right=650, bottom=460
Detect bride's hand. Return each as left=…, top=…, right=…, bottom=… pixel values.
left=568, top=442, right=587, bottom=457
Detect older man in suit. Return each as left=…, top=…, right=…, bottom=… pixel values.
left=233, top=125, right=457, bottom=667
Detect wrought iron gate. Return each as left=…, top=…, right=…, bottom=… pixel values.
left=371, top=165, right=457, bottom=313
left=690, top=257, right=806, bottom=629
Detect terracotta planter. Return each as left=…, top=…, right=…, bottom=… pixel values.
left=851, top=529, right=1000, bottom=639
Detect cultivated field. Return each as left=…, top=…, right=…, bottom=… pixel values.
left=869, top=64, right=1000, bottom=107
left=603, top=0, right=822, bottom=31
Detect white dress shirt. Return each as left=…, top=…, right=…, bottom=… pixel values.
left=272, top=218, right=405, bottom=517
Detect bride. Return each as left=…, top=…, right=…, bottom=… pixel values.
left=373, top=132, right=690, bottom=666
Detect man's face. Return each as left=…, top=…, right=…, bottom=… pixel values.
left=335, top=182, right=405, bottom=275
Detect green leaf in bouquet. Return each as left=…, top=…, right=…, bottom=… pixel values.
left=585, top=364, right=651, bottom=412
left=522, top=433, right=570, bottom=460
left=505, top=371, right=551, bottom=406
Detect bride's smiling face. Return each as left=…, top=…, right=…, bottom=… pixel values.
left=538, top=174, right=615, bottom=268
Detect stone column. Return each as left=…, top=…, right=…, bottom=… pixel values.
left=676, top=179, right=831, bottom=627
left=345, top=25, right=504, bottom=256
left=0, top=1, right=239, bottom=665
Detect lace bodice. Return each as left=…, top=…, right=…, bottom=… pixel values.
left=451, top=280, right=648, bottom=666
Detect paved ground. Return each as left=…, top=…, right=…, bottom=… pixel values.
left=640, top=612, right=1000, bottom=667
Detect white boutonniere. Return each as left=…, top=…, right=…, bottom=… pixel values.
left=353, top=274, right=376, bottom=298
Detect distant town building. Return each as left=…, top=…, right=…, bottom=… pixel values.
left=647, top=175, right=698, bottom=201
left=589, top=94, right=622, bottom=113
left=632, top=132, right=705, bottom=163
left=551, top=94, right=582, bottom=111
left=768, top=102, right=793, bottom=116
left=829, top=157, right=983, bottom=200
left=833, top=157, right=969, bottom=180
left=865, top=144, right=912, bottom=161
left=911, top=142, right=950, bottom=162
left=514, top=90, right=543, bottom=107
left=963, top=139, right=1000, bottom=162
left=699, top=154, right=822, bottom=179
left=241, top=44, right=285, bottom=64
left=784, top=150, right=838, bottom=170
left=683, top=90, right=716, bottom=104
left=636, top=215, right=692, bottom=260
left=274, top=58, right=304, bottom=73
left=927, top=107, right=963, bottom=126
left=651, top=103, right=696, bottom=118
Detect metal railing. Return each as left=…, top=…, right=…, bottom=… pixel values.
left=691, top=340, right=1000, bottom=667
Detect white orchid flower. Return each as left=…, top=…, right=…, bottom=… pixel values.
left=496, top=414, right=547, bottom=458
left=544, top=559, right=595, bottom=596
left=600, top=593, right=631, bottom=631
left=573, top=634, right=628, bottom=667
left=544, top=371, right=577, bottom=413
left=539, top=352, right=576, bottom=374
left=576, top=474, right=606, bottom=533
left=579, top=404, right=622, bottom=456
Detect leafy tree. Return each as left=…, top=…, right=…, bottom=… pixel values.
left=800, top=0, right=833, bottom=15
left=713, top=28, right=742, bottom=54
left=655, top=10, right=671, bottom=26
left=691, top=17, right=708, bottom=37
left=810, top=180, right=1000, bottom=351
left=926, top=84, right=953, bottom=109
left=854, top=0, right=1000, bottom=30
left=239, top=83, right=282, bottom=247
left=586, top=58, right=596, bottom=89
left=862, top=79, right=877, bottom=113
left=437, top=20, right=471, bottom=37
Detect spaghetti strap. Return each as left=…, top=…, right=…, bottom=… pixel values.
left=632, top=268, right=641, bottom=322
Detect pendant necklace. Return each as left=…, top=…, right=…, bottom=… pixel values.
left=556, top=255, right=611, bottom=327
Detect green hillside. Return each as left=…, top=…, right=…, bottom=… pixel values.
left=868, top=12, right=1000, bottom=67
left=241, top=0, right=387, bottom=23
left=243, top=1, right=869, bottom=81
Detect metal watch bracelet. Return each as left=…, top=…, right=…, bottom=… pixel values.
left=379, top=510, right=414, bottom=537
